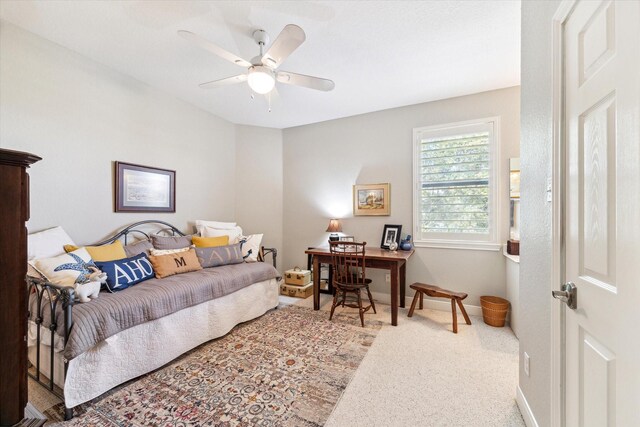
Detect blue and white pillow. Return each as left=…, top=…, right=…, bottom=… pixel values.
left=95, top=253, right=154, bottom=292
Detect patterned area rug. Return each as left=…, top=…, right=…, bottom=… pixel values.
left=46, top=305, right=381, bottom=426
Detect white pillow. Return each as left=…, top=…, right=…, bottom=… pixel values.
left=241, top=234, right=263, bottom=263
left=149, top=246, right=193, bottom=256
left=28, top=226, right=76, bottom=261
left=201, top=225, right=243, bottom=243
left=195, top=220, right=237, bottom=234
left=33, top=248, right=95, bottom=287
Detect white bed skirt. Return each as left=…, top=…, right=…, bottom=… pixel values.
left=29, top=278, right=279, bottom=408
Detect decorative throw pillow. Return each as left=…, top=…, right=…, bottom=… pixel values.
left=27, top=263, right=46, bottom=280
left=28, top=226, right=76, bottom=261
left=63, top=240, right=127, bottom=262
left=201, top=225, right=243, bottom=243
left=192, top=235, right=229, bottom=248
left=241, top=234, right=263, bottom=262
left=149, top=249, right=203, bottom=279
left=195, top=220, right=237, bottom=235
left=149, top=246, right=193, bottom=256
left=95, top=253, right=155, bottom=292
left=150, top=234, right=193, bottom=250
left=33, top=248, right=96, bottom=287
left=195, top=243, right=244, bottom=268
left=124, top=239, right=154, bottom=258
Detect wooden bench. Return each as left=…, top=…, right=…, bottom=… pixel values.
left=407, top=283, right=472, bottom=333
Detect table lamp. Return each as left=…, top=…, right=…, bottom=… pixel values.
left=326, top=219, right=342, bottom=241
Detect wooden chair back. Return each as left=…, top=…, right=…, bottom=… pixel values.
left=329, top=241, right=367, bottom=288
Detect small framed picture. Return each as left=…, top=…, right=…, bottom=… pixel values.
left=380, top=224, right=402, bottom=250
left=339, top=235, right=355, bottom=242
left=115, top=161, right=176, bottom=212
left=353, top=183, right=390, bottom=216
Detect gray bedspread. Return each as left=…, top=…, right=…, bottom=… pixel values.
left=29, top=262, right=279, bottom=360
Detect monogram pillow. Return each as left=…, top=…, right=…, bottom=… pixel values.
left=195, top=243, right=244, bottom=268
left=149, top=248, right=202, bottom=279
left=95, top=253, right=155, bottom=292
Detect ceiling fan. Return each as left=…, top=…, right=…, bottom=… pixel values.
left=178, top=24, right=335, bottom=95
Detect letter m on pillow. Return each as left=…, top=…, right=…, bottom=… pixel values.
left=174, top=257, right=187, bottom=268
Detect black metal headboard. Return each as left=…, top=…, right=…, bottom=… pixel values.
left=92, top=220, right=186, bottom=246
left=89, top=220, right=277, bottom=268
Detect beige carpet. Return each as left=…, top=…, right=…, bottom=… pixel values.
left=30, top=294, right=524, bottom=426
left=281, top=294, right=525, bottom=427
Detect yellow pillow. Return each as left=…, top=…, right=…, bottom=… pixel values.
left=63, top=240, right=127, bottom=262
left=192, top=235, right=229, bottom=248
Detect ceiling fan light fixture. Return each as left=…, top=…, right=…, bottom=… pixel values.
left=247, top=65, right=275, bottom=94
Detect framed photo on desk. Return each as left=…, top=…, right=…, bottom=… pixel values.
left=380, top=224, right=402, bottom=249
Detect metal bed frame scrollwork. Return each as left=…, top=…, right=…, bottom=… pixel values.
left=26, top=220, right=277, bottom=420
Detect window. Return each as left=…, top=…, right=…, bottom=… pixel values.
left=413, top=118, right=500, bottom=250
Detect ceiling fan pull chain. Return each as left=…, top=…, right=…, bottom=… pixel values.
left=268, top=92, right=272, bottom=113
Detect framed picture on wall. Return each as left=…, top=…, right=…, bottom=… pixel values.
left=353, top=183, right=391, bottom=216
left=380, top=224, right=402, bottom=250
left=115, top=161, right=175, bottom=212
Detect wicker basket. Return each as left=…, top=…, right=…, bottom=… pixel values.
left=480, top=296, right=510, bottom=327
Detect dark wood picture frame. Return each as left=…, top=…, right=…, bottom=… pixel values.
left=380, top=224, right=402, bottom=249
left=115, top=161, right=175, bottom=213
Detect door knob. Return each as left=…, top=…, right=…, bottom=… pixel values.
left=552, top=282, right=577, bottom=309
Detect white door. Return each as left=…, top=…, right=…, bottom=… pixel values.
left=562, top=0, right=640, bottom=425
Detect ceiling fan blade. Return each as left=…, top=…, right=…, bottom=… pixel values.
left=178, top=30, right=252, bottom=68
left=199, top=74, right=247, bottom=89
left=276, top=71, right=335, bottom=92
left=261, top=24, right=306, bottom=69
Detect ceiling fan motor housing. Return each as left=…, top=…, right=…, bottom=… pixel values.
left=252, top=29, right=270, bottom=48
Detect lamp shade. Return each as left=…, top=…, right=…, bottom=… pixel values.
left=325, top=219, right=342, bottom=233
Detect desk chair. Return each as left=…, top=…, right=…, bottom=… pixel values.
left=329, top=241, right=376, bottom=327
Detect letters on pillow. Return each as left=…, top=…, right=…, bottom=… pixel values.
left=241, top=234, right=264, bottom=262
left=149, top=249, right=202, bottom=279
left=195, top=243, right=244, bottom=268
left=151, top=234, right=193, bottom=250
left=63, top=240, right=127, bottom=262
left=95, top=253, right=155, bottom=292
left=192, top=235, right=229, bottom=248
left=33, top=248, right=96, bottom=287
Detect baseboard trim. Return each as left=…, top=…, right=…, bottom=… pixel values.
left=516, top=386, right=540, bottom=427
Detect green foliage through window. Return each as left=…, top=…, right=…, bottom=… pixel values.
left=418, top=132, right=490, bottom=235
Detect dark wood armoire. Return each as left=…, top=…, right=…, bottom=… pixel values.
left=0, top=148, right=41, bottom=426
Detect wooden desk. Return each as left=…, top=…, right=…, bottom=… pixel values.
left=305, top=247, right=414, bottom=326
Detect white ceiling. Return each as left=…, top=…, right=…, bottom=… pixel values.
left=0, top=1, right=521, bottom=129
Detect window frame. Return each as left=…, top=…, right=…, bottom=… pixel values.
left=412, top=117, right=502, bottom=251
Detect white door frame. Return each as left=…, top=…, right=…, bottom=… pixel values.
left=550, top=1, right=577, bottom=426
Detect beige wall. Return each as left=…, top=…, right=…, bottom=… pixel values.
left=0, top=22, right=237, bottom=243
left=282, top=86, right=520, bottom=306
left=519, top=1, right=561, bottom=426
left=235, top=125, right=284, bottom=269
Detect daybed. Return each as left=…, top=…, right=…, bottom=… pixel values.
left=27, top=221, right=280, bottom=420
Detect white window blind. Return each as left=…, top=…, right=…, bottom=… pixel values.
left=413, top=119, right=500, bottom=250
